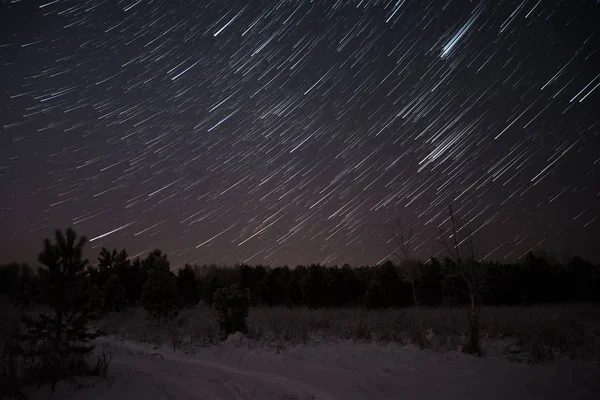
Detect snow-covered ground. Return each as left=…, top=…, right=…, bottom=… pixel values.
left=26, top=333, right=600, bottom=400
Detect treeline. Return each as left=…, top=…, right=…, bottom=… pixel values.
left=2, top=245, right=599, bottom=311
left=2, top=229, right=597, bottom=395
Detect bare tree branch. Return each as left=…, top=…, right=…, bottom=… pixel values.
left=436, top=204, right=489, bottom=356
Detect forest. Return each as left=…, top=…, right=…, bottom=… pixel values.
left=2, top=227, right=600, bottom=398
left=2, top=231, right=599, bottom=312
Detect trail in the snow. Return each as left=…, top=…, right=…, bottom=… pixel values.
left=28, top=337, right=336, bottom=400
left=113, top=338, right=338, bottom=400
left=26, top=336, right=600, bottom=400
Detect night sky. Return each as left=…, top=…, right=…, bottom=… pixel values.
left=1, top=0, right=599, bottom=268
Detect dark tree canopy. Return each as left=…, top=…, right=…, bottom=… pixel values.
left=140, top=251, right=179, bottom=319
left=3, top=243, right=600, bottom=313
left=177, top=264, right=201, bottom=307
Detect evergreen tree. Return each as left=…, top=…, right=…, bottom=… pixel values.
left=20, top=228, right=100, bottom=391
left=117, top=256, right=146, bottom=305
left=176, top=264, right=200, bottom=307
left=378, top=260, right=402, bottom=307
left=339, top=265, right=363, bottom=306
left=103, top=274, right=127, bottom=312
left=140, top=251, right=179, bottom=319
left=202, top=274, right=220, bottom=305
left=95, top=247, right=116, bottom=288
left=257, top=268, right=286, bottom=306
left=301, top=264, right=326, bottom=308
left=196, top=277, right=205, bottom=304
left=285, top=266, right=304, bottom=306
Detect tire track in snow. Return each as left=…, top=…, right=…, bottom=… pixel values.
left=100, top=338, right=338, bottom=400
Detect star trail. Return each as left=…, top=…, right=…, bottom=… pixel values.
left=1, top=0, right=599, bottom=268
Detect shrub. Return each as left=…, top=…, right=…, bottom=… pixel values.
left=213, top=284, right=250, bottom=337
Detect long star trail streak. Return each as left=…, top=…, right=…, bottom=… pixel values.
left=90, top=222, right=137, bottom=242
left=0, top=0, right=598, bottom=267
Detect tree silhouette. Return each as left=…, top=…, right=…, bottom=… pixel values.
left=104, top=274, right=127, bottom=312
left=301, top=264, right=327, bottom=308
left=140, top=251, right=178, bottom=319
left=213, top=284, right=250, bottom=337
left=119, top=256, right=146, bottom=305
left=0, top=262, right=35, bottom=306
left=257, top=268, right=287, bottom=306
left=378, top=260, right=402, bottom=307
left=20, top=228, right=100, bottom=391
left=2, top=227, right=599, bottom=333
left=364, top=279, right=384, bottom=309
left=176, top=264, right=200, bottom=307
left=389, top=216, right=426, bottom=345
left=94, top=247, right=116, bottom=288
left=438, top=205, right=489, bottom=356
left=285, top=267, right=304, bottom=306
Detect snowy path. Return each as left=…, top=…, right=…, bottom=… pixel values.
left=103, top=337, right=338, bottom=400
left=28, top=336, right=600, bottom=400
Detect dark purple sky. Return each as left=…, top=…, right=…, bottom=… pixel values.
left=1, top=0, right=599, bottom=268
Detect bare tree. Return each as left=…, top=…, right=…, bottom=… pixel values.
left=389, top=216, right=425, bottom=347
left=437, top=205, right=489, bottom=356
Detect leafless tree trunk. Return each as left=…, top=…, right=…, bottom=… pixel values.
left=437, top=205, right=488, bottom=356
left=389, top=216, right=425, bottom=347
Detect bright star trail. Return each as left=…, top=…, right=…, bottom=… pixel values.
left=0, top=0, right=598, bottom=268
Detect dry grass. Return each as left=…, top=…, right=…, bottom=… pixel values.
left=98, top=304, right=600, bottom=363
left=98, top=307, right=221, bottom=349
left=246, top=307, right=405, bottom=344
left=476, top=305, right=600, bottom=362
left=247, top=305, right=600, bottom=358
